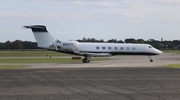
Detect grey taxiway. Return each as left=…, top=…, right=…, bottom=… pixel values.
left=0, top=53, right=180, bottom=100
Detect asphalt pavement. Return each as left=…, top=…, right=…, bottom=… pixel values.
left=0, top=67, right=180, bottom=100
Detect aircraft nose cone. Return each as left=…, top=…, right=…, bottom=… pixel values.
left=153, top=48, right=163, bottom=55
left=156, top=49, right=163, bottom=54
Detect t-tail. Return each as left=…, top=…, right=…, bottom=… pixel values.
left=24, top=25, right=55, bottom=48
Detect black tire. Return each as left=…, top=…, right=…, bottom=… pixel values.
left=150, top=59, right=153, bottom=62
left=82, top=59, right=90, bottom=63
left=82, top=59, right=85, bottom=63
left=86, top=60, right=90, bottom=63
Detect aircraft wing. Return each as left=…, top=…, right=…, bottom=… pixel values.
left=79, top=52, right=112, bottom=57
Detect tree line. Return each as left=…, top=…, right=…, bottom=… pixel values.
left=0, top=38, right=180, bottom=50
left=78, top=37, right=180, bottom=50
left=0, top=40, right=38, bottom=49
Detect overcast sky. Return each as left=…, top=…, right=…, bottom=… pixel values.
left=0, top=0, right=180, bottom=42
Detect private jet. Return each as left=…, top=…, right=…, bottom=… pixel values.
left=24, top=25, right=163, bottom=63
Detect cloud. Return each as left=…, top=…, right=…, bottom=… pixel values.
left=100, top=1, right=116, bottom=7
left=0, top=10, right=29, bottom=18
left=27, top=0, right=62, bottom=5
left=0, top=10, right=62, bottom=19
left=73, top=1, right=87, bottom=7
left=151, top=0, right=180, bottom=4
left=1, top=0, right=179, bottom=23
left=88, top=1, right=151, bottom=22
left=73, top=1, right=116, bottom=7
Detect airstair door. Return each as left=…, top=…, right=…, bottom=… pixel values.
left=70, top=41, right=80, bottom=53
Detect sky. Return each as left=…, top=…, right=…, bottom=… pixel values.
left=0, top=0, right=180, bottom=42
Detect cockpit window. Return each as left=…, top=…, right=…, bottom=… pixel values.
left=149, top=46, right=152, bottom=48
left=56, top=40, right=61, bottom=43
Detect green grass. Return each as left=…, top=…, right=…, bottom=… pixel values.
left=0, top=51, right=70, bottom=57
left=0, top=51, right=110, bottom=64
left=164, top=64, right=180, bottom=69
left=0, top=51, right=109, bottom=69
left=0, top=65, right=28, bottom=69
left=162, top=50, right=180, bottom=54
left=0, top=58, right=109, bottom=63
left=1, top=50, right=180, bottom=57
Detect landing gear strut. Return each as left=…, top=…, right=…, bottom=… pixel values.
left=148, top=56, right=153, bottom=62
left=82, top=55, right=91, bottom=63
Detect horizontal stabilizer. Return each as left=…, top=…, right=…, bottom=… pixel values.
left=24, top=25, right=48, bottom=32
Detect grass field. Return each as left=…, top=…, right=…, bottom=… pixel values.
left=0, top=51, right=70, bottom=57
left=0, top=65, right=28, bottom=69
left=0, top=57, right=109, bottom=63
left=162, top=50, right=180, bottom=54
left=0, top=50, right=179, bottom=69
left=0, top=51, right=109, bottom=64
left=0, top=50, right=179, bottom=57
left=0, top=50, right=179, bottom=64
left=164, top=64, right=180, bottom=69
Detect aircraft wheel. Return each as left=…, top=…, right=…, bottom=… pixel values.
left=82, top=59, right=86, bottom=63
left=82, top=59, right=90, bottom=63
left=86, top=60, right=90, bottom=63
left=150, top=59, right=153, bottom=62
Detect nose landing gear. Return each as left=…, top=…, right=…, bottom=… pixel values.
left=148, top=56, right=153, bottom=62
left=150, top=59, right=153, bottom=62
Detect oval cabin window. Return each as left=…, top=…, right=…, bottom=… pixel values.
left=132, top=47, right=135, bottom=50
left=102, top=47, right=106, bottom=50
left=120, top=47, right=123, bottom=50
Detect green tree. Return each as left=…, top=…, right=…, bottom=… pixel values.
left=125, top=38, right=137, bottom=43
left=21, top=41, right=38, bottom=49
left=137, top=39, right=144, bottom=44
left=4, top=41, right=12, bottom=49
left=11, top=40, right=22, bottom=49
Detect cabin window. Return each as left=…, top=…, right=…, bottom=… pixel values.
left=108, top=47, right=111, bottom=50
left=120, top=47, right=123, bottom=50
left=126, top=47, right=129, bottom=50
left=132, top=47, right=135, bottom=50
left=114, top=47, right=117, bottom=50
left=102, top=47, right=106, bottom=50
left=96, top=46, right=100, bottom=50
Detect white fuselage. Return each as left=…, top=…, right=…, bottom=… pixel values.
left=39, top=40, right=162, bottom=56
left=78, top=42, right=161, bottom=55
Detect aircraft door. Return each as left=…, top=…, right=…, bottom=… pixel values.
left=71, top=41, right=79, bottom=52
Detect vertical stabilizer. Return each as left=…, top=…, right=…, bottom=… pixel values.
left=24, top=25, right=55, bottom=46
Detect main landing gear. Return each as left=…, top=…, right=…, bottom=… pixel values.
left=82, top=59, right=90, bottom=63
left=148, top=56, right=153, bottom=62
left=82, top=55, right=91, bottom=63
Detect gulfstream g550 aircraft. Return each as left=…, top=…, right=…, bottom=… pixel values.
left=24, top=25, right=162, bottom=63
